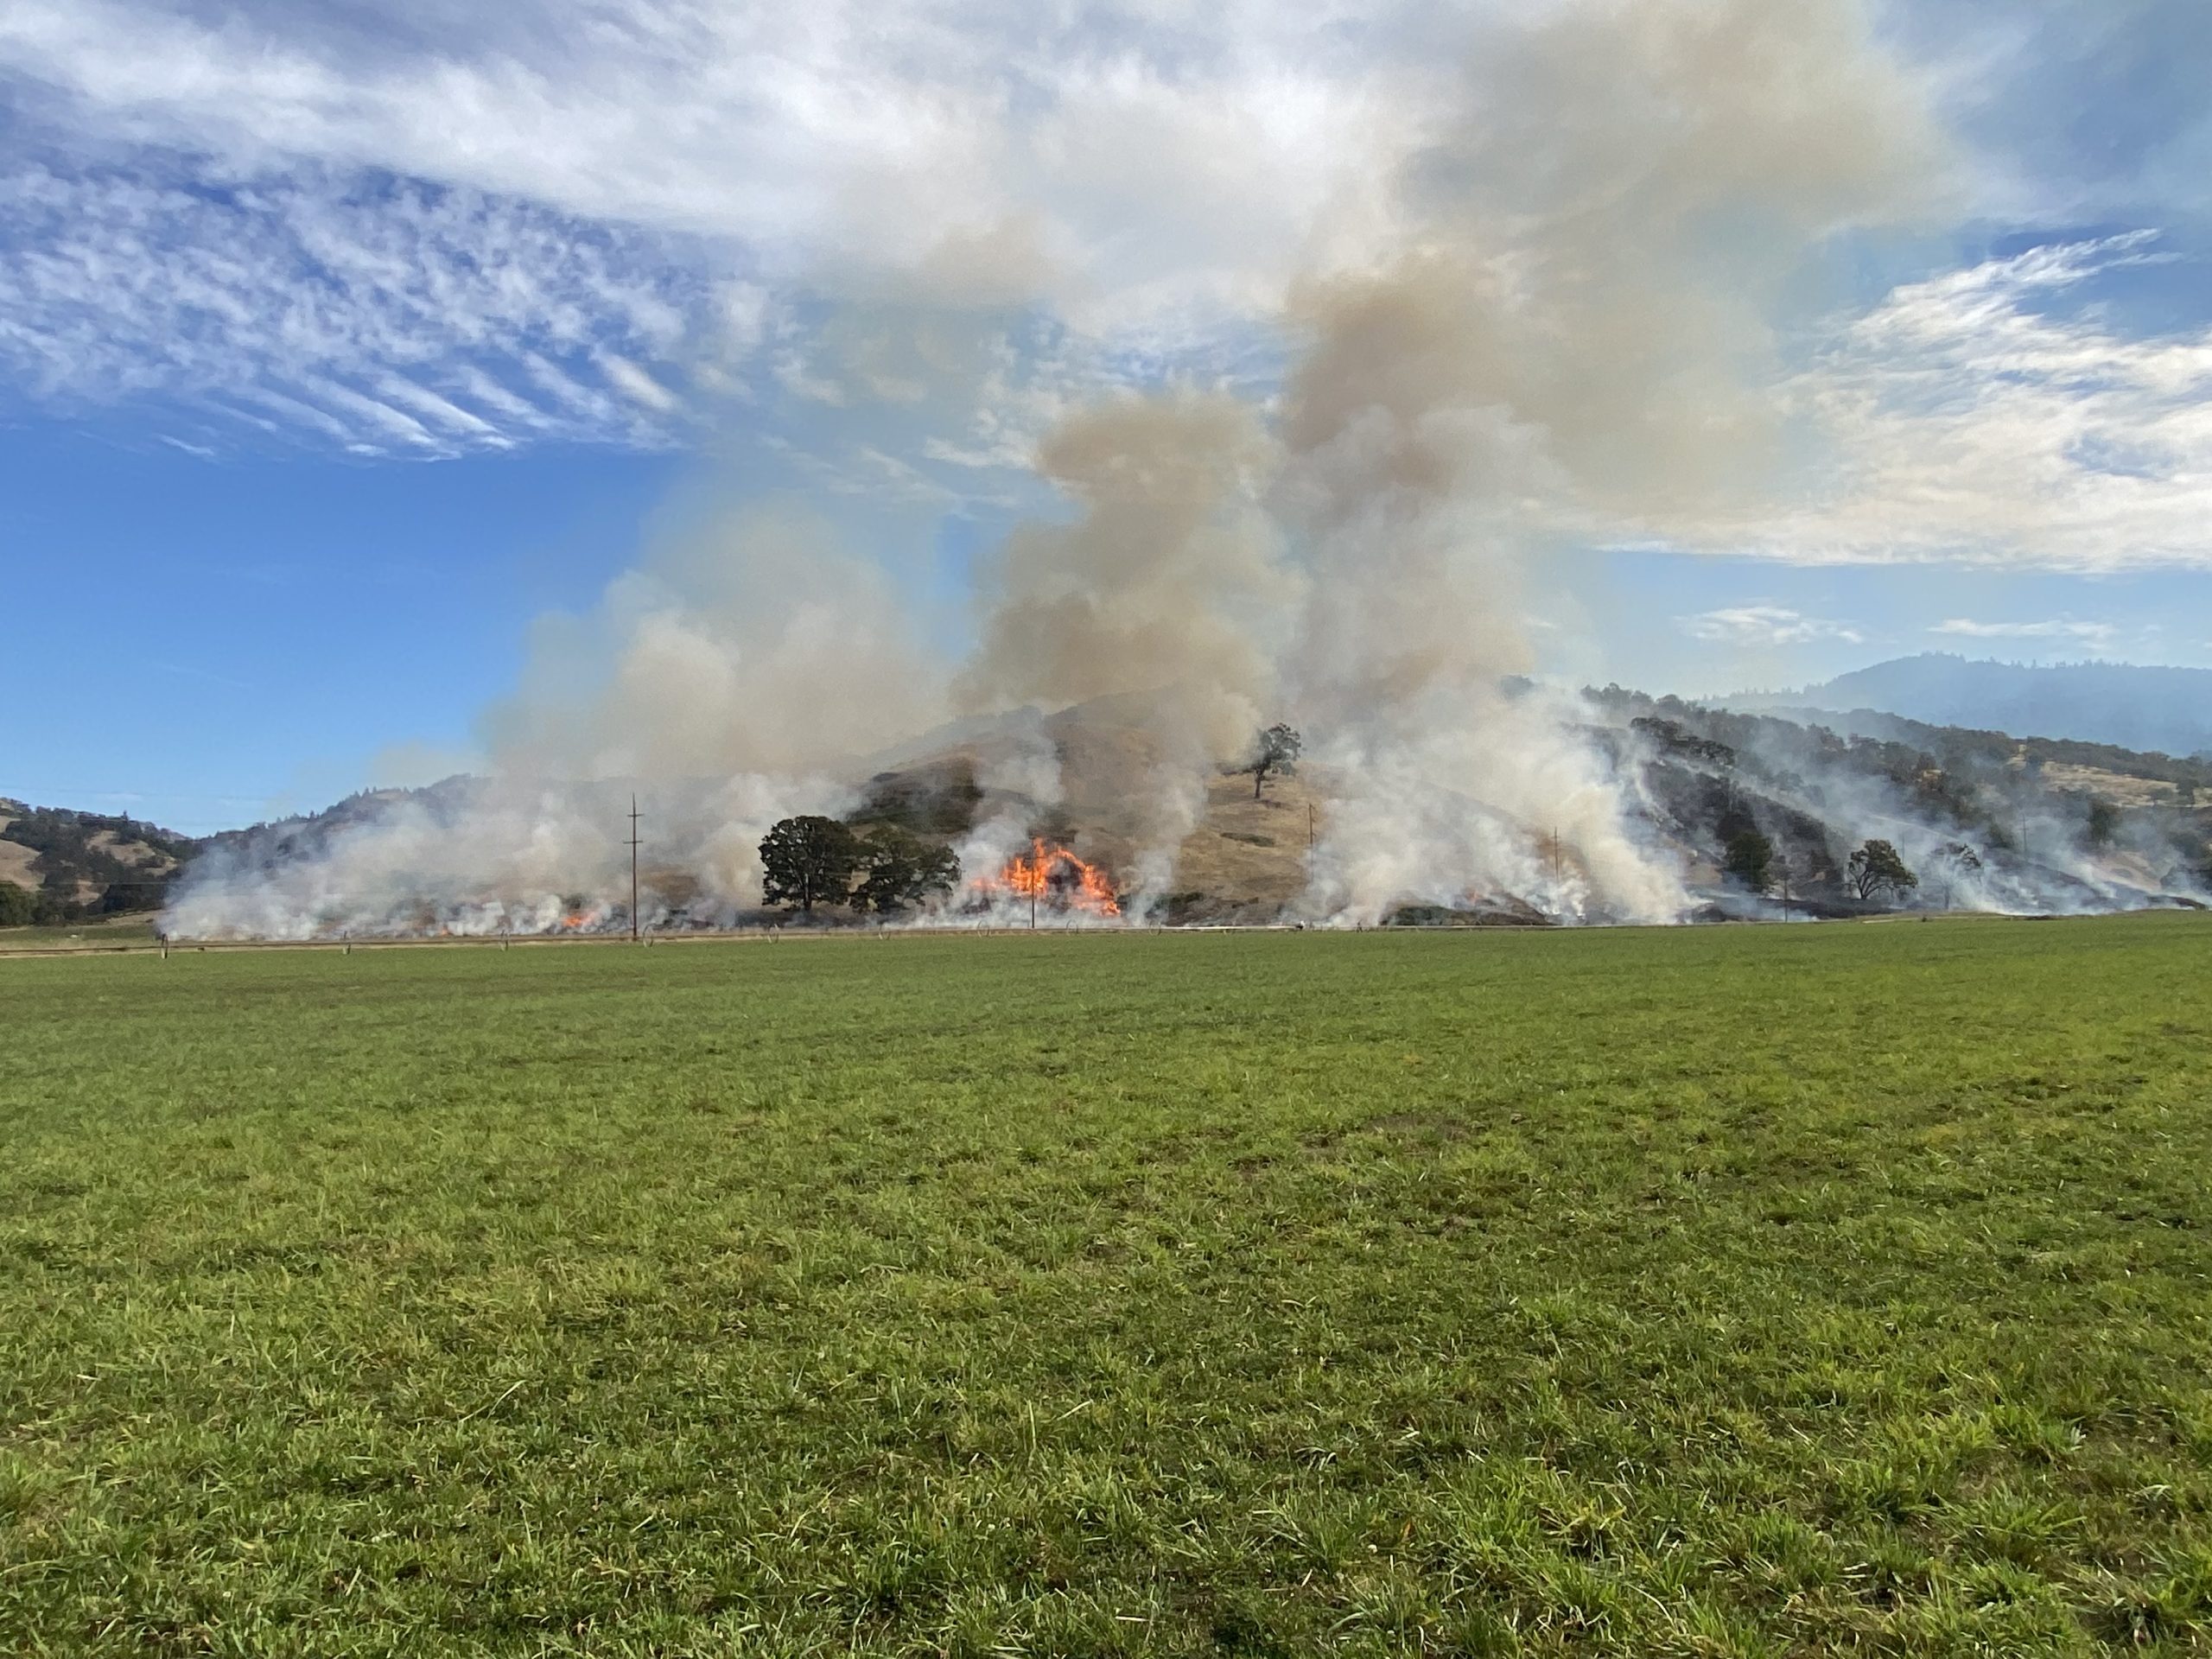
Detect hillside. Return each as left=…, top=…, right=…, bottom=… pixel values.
left=1726, top=654, right=2212, bottom=758
left=1592, top=689, right=2209, bottom=912
left=842, top=688, right=2212, bottom=923
left=0, top=799, right=197, bottom=925
left=165, top=683, right=2212, bottom=936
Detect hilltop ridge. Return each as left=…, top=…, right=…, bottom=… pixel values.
left=1724, top=654, right=2212, bottom=758
left=155, top=685, right=2212, bottom=937
left=0, top=798, right=197, bottom=925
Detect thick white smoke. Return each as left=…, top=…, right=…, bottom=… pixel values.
left=164, top=771, right=854, bottom=940
left=1251, top=0, right=1940, bottom=924
left=486, top=501, right=948, bottom=782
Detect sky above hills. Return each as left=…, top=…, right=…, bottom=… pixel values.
left=3, top=0, right=2211, bottom=831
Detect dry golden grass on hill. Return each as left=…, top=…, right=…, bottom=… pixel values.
left=0, top=836, right=39, bottom=893
left=887, top=700, right=1325, bottom=916
left=1171, top=772, right=1320, bottom=914
left=2038, top=764, right=2180, bottom=809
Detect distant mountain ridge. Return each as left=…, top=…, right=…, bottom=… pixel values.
left=1724, top=655, right=2212, bottom=758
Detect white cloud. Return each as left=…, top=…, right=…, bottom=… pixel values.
left=1932, top=617, right=2119, bottom=649
left=1681, top=605, right=1866, bottom=647
left=0, top=0, right=1441, bottom=457
left=0, top=160, right=703, bottom=453
left=595, top=353, right=681, bottom=415
left=0, top=0, right=1426, bottom=323
left=1746, top=235, right=2212, bottom=571
left=0, top=0, right=2208, bottom=582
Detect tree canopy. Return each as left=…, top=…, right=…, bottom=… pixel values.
left=1846, top=839, right=1918, bottom=903
left=0, top=804, right=188, bottom=917
left=759, top=817, right=863, bottom=914
left=1723, top=830, right=1776, bottom=893
left=855, top=830, right=960, bottom=915
left=1243, top=723, right=1302, bottom=800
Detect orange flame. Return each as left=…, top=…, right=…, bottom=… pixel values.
left=561, top=911, right=589, bottom=930
left=973, top=839, right=1121, bottom=917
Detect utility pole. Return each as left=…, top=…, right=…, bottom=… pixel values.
left=627, top=795, right=642, bottom=944
left=1308, top=804, right=1315, bottom=849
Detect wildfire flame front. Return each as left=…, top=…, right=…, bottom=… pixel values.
left=973, top=839, right=1122, bottom=918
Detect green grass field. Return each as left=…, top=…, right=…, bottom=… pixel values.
left=0, top=916, right=160, bottom=954
left=3, top=918, right=2209, bottom=1656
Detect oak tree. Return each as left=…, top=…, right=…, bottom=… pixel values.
left=1243, top=723, right=1302, bottom=800
left=1846, top=839, right=1918, bottom=903
left=759, top=816, right=863, bottom=914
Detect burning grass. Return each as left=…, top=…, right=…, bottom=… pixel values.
left=968, top=838, right=1122, bottom=918
left=3, top=916, right=2211, bottom=1653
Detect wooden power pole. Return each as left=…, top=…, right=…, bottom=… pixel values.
left=627, top=795, right=642, bottom=944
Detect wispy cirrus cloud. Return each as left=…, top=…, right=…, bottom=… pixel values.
left=1681, top=605, right=1866, bottom=648
left=0, top=0, right=1340, bottom=468
left=1, top=0, right=2210, bottom=596
left=0, top=159, right=713, bottom=454
left=1751, top=234, right=2212, bottom=572
left=0, top=0, right=1421, bottom=310
left=1893, top=0, right=2212, bottom=230
left=1932, top=616, right=2120, bottom=649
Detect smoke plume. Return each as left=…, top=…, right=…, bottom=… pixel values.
left=1258, top=0, right=1941, bottom=922
left=175, top=0, right=2184, bottom=939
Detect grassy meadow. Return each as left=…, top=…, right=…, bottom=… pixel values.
left=3, top=917, right=2210, bottom=1655
left=0, top=915, right=161, bottom=954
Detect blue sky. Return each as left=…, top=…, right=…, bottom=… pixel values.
left=3, top=427, right=683, bottom=828
left=3, top=1, right=2211, bottom=832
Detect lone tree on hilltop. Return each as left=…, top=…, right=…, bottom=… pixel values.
left=760, top=816, right=862, bottom=914
left=1243, top=723, right=1302, bottom=800
left=1724, top=830, right=1776, bottom=894
left=854, top=829, right=960, bottom=915
left=1846, top=839, right=1918, bottom=904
